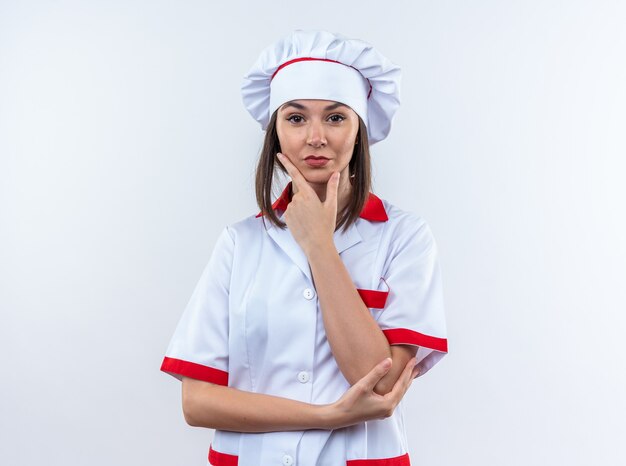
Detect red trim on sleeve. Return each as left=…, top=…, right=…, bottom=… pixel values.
left=160, top=356, right=229, bottom=386
left=383, top=328, right=448, bottom=353
left=209, top=444, right=238, bottom=466
left=357, top=288, right=389, bottom=309
left=347, top=452, right=410, bottom=465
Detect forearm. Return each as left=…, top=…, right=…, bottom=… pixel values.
left=182, top=377, right=337, bottom=432
left=306, top=241, right=393, bottom=389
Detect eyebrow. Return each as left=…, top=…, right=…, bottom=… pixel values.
left=281, top=101, right=349, bottom=111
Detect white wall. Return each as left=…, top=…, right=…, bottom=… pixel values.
left=1, top=1, right=624, bottom=465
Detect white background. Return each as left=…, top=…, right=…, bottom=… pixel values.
left=1, top=1, right=625, bottom=465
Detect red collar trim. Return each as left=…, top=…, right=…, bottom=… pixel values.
left=255, top=181, right=388, bottom=222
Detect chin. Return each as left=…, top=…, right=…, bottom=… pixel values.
left=302, top=172, right=333, bottom=184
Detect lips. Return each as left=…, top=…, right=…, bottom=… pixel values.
left=305, top=156, right=329, bottom=160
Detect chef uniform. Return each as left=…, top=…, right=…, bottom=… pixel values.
left=160, top=30, right=448, bottom=466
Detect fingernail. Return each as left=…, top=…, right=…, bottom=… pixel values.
left=382, top=357, right=392, bottom=368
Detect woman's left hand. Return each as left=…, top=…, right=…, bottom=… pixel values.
left=276, top=152, right=339, bottom=257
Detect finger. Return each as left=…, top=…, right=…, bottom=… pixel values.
left=324, top=171, right=340, bottom=207
left=276, top=152, right=312, bottom=195
left=358, top=357, right=393, bottom=391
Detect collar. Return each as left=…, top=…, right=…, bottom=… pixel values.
left=255, top=181, right=387, bottom=282
left=255, top=181, right=388, bottom=222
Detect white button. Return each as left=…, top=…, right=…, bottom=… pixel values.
left=297, top=371, right=310, bottom=383
left=282, top=454, right=294, bottom=465
left=303, top=288, right=315, bottom=300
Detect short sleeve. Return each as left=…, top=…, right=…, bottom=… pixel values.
left=159, top=226, right=234, bottom=386
left=376, top=216, right=448, bottom=377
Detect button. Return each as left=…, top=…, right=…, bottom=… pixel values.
left=297, top=371, right=310, bottom=383
left=282, top=454, right=294, bottom=465
left=303, top=288, right=315, bottom=300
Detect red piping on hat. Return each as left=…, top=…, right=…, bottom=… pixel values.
left=270, top=57, right=373, bottom=99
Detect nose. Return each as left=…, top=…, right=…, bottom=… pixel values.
left=306, top=120, right=327, bottom=147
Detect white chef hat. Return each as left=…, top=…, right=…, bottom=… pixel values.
left=241, top=29, right=401, bottom=145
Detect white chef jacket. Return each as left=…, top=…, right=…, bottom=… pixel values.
left=161, top=181, right=448, bottom=466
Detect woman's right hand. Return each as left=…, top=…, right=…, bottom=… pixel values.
left=326, top=356, right=419, bottom=429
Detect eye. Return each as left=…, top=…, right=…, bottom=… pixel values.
left=328, top=114, right=345, bottom=122
left=286, top=114, right=304, bottom=123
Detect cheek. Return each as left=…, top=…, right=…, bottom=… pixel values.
left=276, top=125, right=300, bottom=150
left=340, top=139, right=354, bottom=154
left=340, top=127, right=358, bottom=152
left=343, top=119, right=359, bottom=147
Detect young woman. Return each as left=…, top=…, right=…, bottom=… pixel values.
left=161, top=29, right=448, bottom=465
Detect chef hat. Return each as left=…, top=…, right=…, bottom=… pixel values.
left=241, top=29, right=401, bottom=145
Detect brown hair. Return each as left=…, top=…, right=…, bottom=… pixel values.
left=255, top=109, right=372, bottom=234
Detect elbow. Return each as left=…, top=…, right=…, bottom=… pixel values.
left=373, top=380, right=393, bottom=397
left=182, top=389, right=199, bottom=426
left=183, top=404, right=198, bottom=427
left=181, top=378, right=207, bottom=427
left=371, top=364, right=395, bottom=396
left=181, top=378, right=224, bottom=428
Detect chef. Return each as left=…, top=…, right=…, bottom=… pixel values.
left=161, top=29, right=448, bottom=466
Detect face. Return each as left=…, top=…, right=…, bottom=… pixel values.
left=275, top=99, right=359, bottom=188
